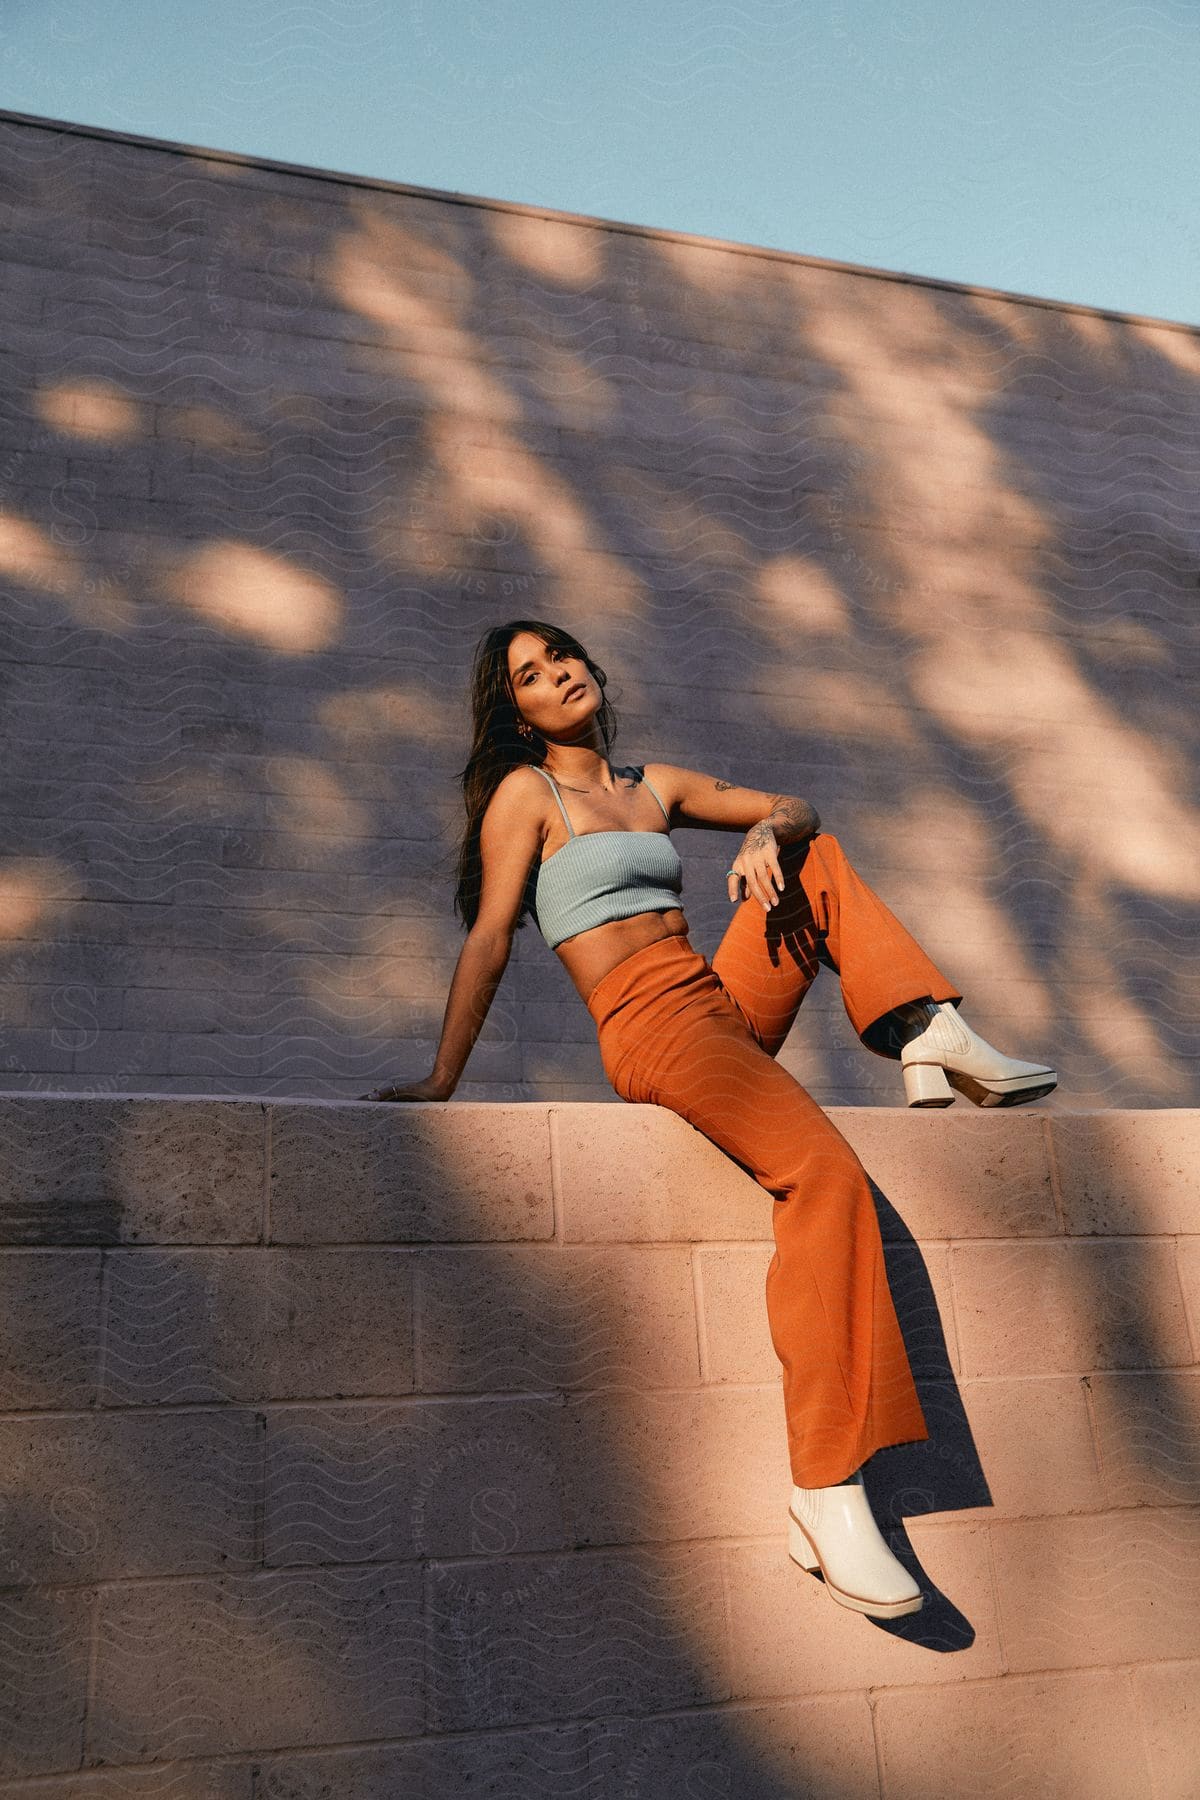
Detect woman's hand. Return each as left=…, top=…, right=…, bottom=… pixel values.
left=358, top=1074, right=455, bottom=1102
left=727, top=822, right=785, bottom=911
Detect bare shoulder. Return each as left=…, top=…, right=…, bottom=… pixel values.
left=639, top=759, right=687, bottom=800
left=490, top=763, right=548, bottom=799
left=483, top=764, right=551, bottom=832
left=632, top=762, right=683, bottom=827
left=474, top=767, right=552, bottom=940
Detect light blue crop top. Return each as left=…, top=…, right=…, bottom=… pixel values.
left=530, top=765, right=685, bottom=949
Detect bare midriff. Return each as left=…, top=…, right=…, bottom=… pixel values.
left=555, top=906, right=691, bottom=1006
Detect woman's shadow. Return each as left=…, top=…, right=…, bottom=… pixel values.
left=846, top=1175, right=990, bottom=1648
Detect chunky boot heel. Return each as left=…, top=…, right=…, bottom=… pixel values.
left=902, top=1060, right=956, bottom=1107
left=787, top=1514, right=820, bottom=1570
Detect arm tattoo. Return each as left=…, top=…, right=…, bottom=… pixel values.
left=751, top=794, right=821, bottom=846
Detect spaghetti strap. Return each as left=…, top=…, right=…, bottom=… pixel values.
left=530, top=764, right=576, bottom=837
left=638, top=767, right=671, bottom=827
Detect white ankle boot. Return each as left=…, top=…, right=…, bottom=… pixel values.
left=788, top=1468, right=923, bottom=1618
left=895, top=999, right=1057, bottom=1109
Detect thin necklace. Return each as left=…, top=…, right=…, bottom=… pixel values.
left=545, top=760, right=633, bottom=797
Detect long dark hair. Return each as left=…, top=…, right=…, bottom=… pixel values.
left=452, top=619, right=620, bottom=932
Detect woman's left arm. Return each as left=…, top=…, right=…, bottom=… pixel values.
left=645, top=765, right=821, bottom=910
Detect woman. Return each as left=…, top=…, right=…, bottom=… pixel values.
left=362, top=619, right=1057, bottom=1620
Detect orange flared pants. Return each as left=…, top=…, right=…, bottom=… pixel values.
left=584, top=830, right=963, bottom=1488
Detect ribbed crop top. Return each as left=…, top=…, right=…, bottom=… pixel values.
left=530, top=765, right=685, bottom=950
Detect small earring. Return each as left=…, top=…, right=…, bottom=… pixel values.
left=517, top=719, right=532, bottom=740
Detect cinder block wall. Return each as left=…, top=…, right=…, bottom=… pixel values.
left=1, top=1096, right=1197, bottom=1795
left=1, top=107, right=1198, bottom=1105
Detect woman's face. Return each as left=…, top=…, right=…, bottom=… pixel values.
left=507, top=631, right=597, bottom=738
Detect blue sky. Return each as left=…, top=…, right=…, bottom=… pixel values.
left=5, top=0, right=1200, bottom=326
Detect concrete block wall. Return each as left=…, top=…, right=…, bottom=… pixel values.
left=1, top=1095, right=1198, bottom=1795
left=1, top=109, right=1199, bottom=1105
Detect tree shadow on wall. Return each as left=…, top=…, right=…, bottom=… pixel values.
left=2, top=120, right=1198, bottom=1106
left=868, top=1184, right=989, bottom=1652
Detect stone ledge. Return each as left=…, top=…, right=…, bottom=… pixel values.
left=0, top=1099, right=1195, bottom=1246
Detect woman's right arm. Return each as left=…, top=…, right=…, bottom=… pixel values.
left=361, top=771, right=544, bottom=1101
